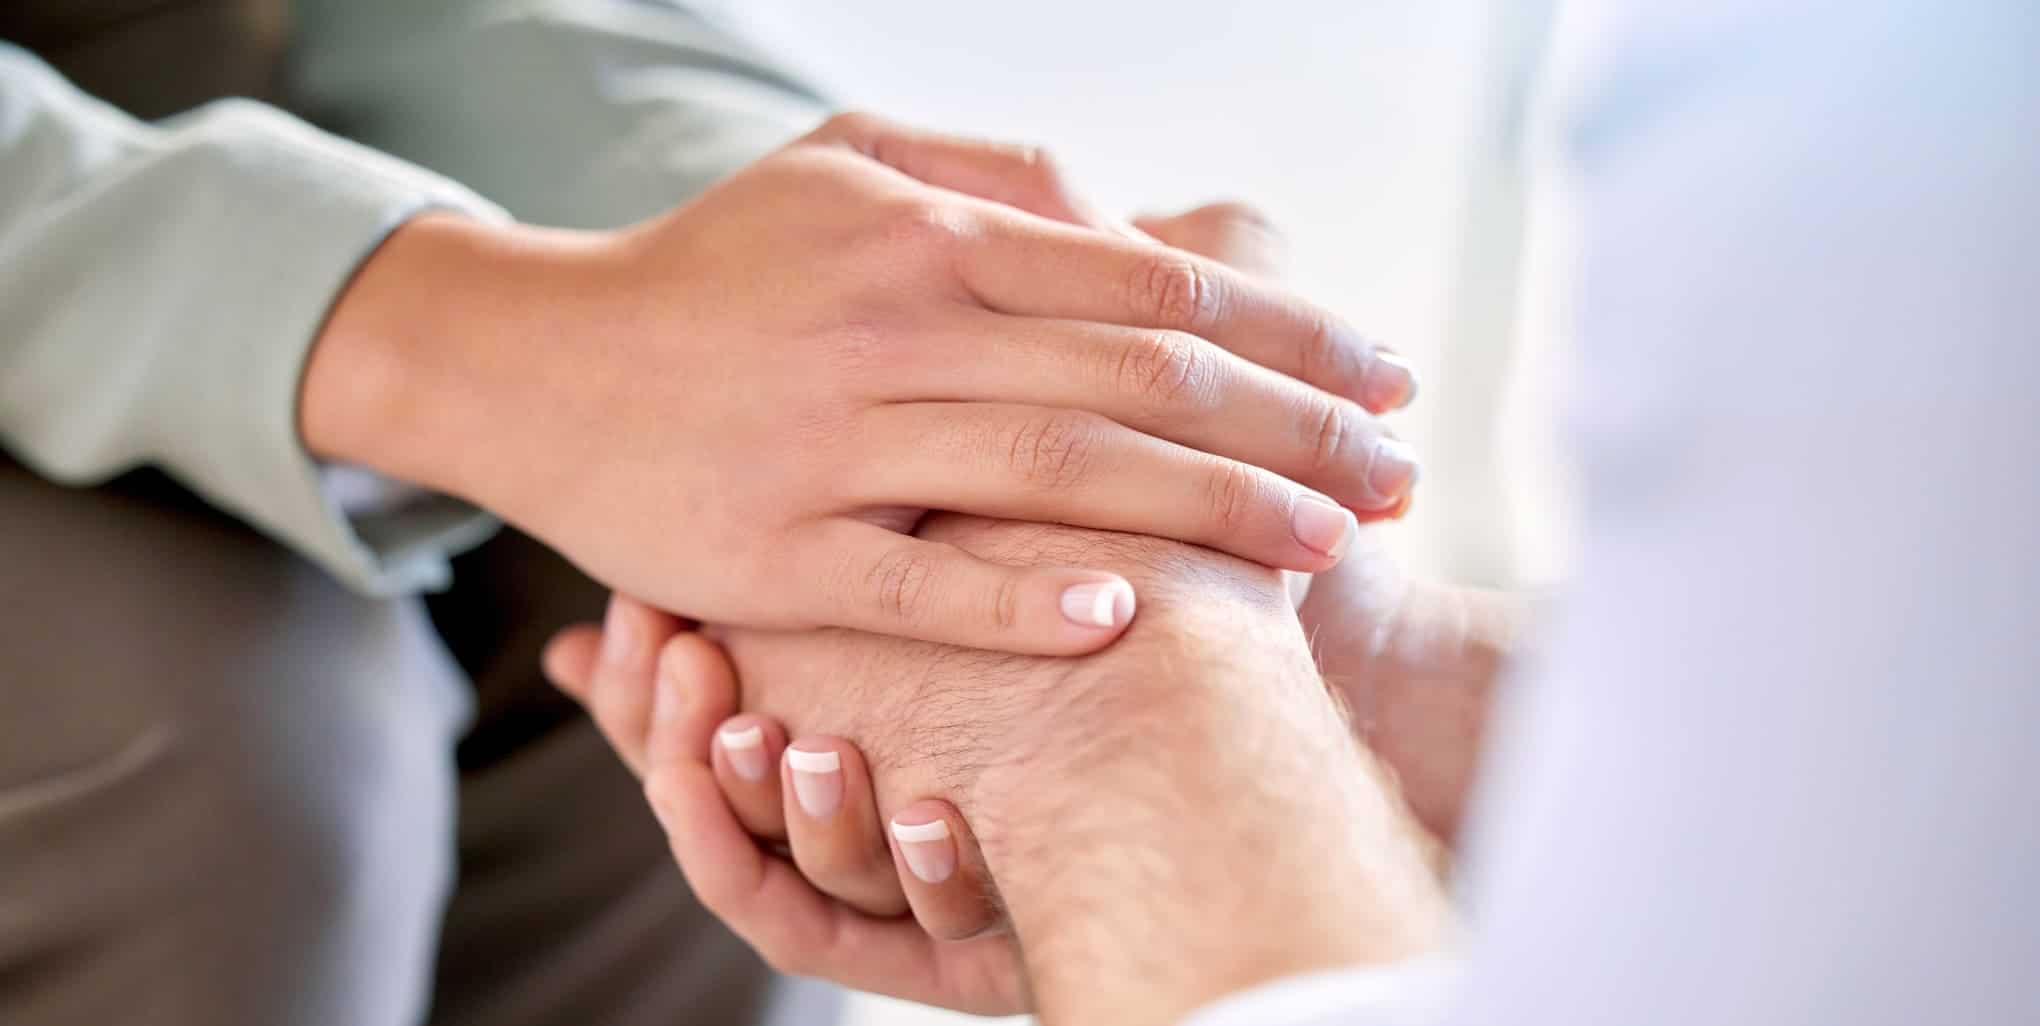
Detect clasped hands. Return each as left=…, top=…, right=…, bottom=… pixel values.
left=366, top=113, right=1506, bottom=1023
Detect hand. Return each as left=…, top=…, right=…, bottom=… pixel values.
left=1297, top=530, right=1525, bottom=842
left=547, top=608, right=1024, bottom=1015
left=303, top=113, right=1422, bottom=655
left=548, top=515, right=1452, bottom=1025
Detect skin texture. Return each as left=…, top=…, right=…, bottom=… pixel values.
left=551, top=514, right=1454, bottom=1024
left=544, top=203, right=1509, bottom=1014
left=1298, top=529, right=1523, bottom=844
left=300, top=113, right=1423, bottom=657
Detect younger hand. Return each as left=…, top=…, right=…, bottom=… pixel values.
left=306, top=115, right=1421, bottom=656
left=545, top=597, right=1025, bottom=1015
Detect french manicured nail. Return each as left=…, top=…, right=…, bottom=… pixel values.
left=786, top=747, right=843, bottom=819
left=1290, top=493, right=1359, bottom=560
left=1366, top=351, right=1420, bottom=410
left=719, top=724, right=768, bottom=781
left=1364, top=438, right=1421, bottom=508
left=1060, top=579, right=1135, bottom=629
left=891, top=817, right=957, bottom=884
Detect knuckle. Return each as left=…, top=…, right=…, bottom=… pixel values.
left=1006, top=410, right=1102, bottom=491
left=1116, top=331, right=1214, bottom=409
left=1132, top=253, right=1219, bottom=330
left=794, top=837, right=863, bottom=883
left=1306, top=400, right=1353, bottom=475
left=855, top=198, right=971, bottom=263
left=991, top=572, right=1022, bottom=632
left=816, top=313, right=898, bottom=379
left=819, top=109, right=881, bottom=143
left=1203, top=460, right=1263, bottom=536
left=1016, top=145, right=1069, bottom=195
left=865, top=547, right=938, bottom=624
left=1298, top=310, right=1354, bottom=390
left=1205, top=199, right=1280, bottom=237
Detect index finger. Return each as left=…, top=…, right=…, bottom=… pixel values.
left=955, top=212, right=1418, bottom=414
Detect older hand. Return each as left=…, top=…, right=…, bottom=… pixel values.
left=548, top=512, right=1451, bottom=1021
left=1297, top=531, right=1525, bottom=842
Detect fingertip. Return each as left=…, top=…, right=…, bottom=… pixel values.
left=716, top=714, right=782, bottom=784
left=889, top=803, right=960, bottom=885
left=645, top=631, right=741, bottom=771
left=1060, top=579, right=1142, bottom=636
left=783, top=737, right=851, bottom=822
left=542, top=624, right=603, bottom=699
left=1362, top=349, right=1421, bottom=413
left=951, top=569, right=1135, bottom=657
left=714, top=715, right=791, bottom=840
left=889, top=799, right=1000, bottom=941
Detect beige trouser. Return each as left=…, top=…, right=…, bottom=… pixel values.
left=0, top=458, right=832, bottom=1025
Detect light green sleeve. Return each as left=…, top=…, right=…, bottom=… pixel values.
left=0, top=42, right=507, bottom=594
left=288, top=0, right=832, bottom=229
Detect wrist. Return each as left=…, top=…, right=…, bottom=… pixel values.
left=977, top=621, right=1451, bottom=1026
left=298, top=211, right=607, bottom=505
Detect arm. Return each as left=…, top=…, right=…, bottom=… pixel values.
left=0, top=43, right=505, bottom=593
left=301, top=117, right=1426, bottom=655
left=287, top=0, right=827, bottom=228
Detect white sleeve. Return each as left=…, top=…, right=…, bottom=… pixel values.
left=1179, top=0, right=2040, bottom=1023
left=1178, top=961, right=1460, bottom=1026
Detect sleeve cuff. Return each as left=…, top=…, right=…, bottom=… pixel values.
left=1177, top=957, right=1461, bottom=1026
left=149, top=100, right=508, bottom=594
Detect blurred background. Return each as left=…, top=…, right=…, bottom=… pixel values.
left=715, top=1, right=1579, bottom=1022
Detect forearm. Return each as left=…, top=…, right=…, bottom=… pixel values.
left=980, top=609, right=1452, bottom=1026
left=288, top=0, right=826, bottom=228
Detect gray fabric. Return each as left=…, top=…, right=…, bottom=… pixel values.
left=0, top=458, right=470, bottom=1025
left=0, top=458, right=815, bottom=1026
left=1, top=3, right=844, bottom=1023
left=0, top=41, right=507, bottom=596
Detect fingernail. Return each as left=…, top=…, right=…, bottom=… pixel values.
left=719, top=724, right=768, bottom=781
left=1364, top=437, right=1421, bottom=509
left=786, top=747, right=843, bottom=819
left=1290, top=493, right=1359, bottom=560
left=601, top=601, right=638, bottom=665
left=1366, top=351, right=1420, bottom=411
left=891, top=817, right=957, bottom=884
left=1060, top=579, right=1135, bottom=629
